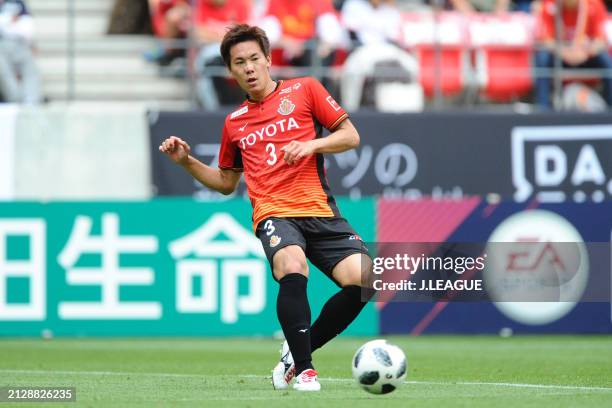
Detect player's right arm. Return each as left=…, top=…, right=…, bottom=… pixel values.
left=159, top=135, right=241, bottom=195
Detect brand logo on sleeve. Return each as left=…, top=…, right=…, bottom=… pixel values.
left=326, top=96, right=341, bottom=111
left=230, top=106, right=249, bottom=119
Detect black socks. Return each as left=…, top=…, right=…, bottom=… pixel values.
left=310, top=285, right=375, bottom=352
left=277, top=276, right=376, bottom=373
left=277, top=273, right=313, bottom=374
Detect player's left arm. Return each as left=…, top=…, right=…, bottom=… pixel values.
left=281, top=118, right=359, bottom=165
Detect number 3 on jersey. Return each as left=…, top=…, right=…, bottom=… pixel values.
left=266, top=143, right=277, bottom=166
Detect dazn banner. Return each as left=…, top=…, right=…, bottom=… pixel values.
left=149, top=111, right=612, bottom=202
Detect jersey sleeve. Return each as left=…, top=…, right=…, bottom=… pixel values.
left=218, top=121, right=244, bottom=171
left=305, top=77, right=348, bottom=131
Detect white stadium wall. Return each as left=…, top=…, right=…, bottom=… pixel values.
left=10, top=105, right=152, bottom=200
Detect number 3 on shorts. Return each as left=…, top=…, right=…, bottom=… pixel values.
left=264, top=219, right=275, bottom=236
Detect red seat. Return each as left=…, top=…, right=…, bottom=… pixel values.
left=467, top=12, right=534, bottom=102
left=476, top=45, right=533, bottom=101
left=415, top=44, right=467, bottom=98
left=333, top=48, right=349, bottom=66
left=270, top=48, right=289, bottom=67
left=399, top=12, right=470, bottom=99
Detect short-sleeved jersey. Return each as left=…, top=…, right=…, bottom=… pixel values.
left=219, top=77, right=349, bottom=230
left=537, top=0, right=607, bottom=43
left=265, top=0, right=336, bottom=40
left=150, top=0, right=185, bottom=37
left=195, top=0, right=251, bottom=31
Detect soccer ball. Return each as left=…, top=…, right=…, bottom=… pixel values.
left=351, top=339, right=407, bottom=394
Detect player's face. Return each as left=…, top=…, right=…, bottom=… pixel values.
left=228, top=40, right=273, bottom=100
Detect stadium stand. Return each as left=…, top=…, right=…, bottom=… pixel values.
left=22, top=0, right=612, bottom=110
left=28, top=0, right=190, bottom=106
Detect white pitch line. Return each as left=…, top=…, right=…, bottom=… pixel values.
left=2, top=370, right=611, bottom=392
left=0, top=369, right=202, bottom=379
left=240, top=375, right=612, bottom=391
left=454, top=381, right=612, bottom=392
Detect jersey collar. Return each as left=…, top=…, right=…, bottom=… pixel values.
left=246, top=80, right=282, bottom=105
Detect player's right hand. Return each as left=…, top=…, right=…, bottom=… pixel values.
left=159, top=136, right=191, bottom=165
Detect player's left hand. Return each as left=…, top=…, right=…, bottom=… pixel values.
left=281, top=140, right=315, bottom=165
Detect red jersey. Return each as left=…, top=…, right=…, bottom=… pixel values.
left=218, top=77, right=349, bottom=230
left=195, top=0, right=251, bottom=32
left=265, top=0, right=335, bottom=40
left=151, top=0, right=187, bottom=37
left=537, top=0, right=607, bottom=43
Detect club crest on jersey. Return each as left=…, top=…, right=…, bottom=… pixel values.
left=278, top=97, right=295, bottom=116
left=270, top=235, right=282, bottom=248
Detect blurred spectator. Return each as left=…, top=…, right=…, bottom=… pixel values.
left=333, top=0, right=346, bottom=10
left=258, top=0, right=344, bottom=68
left=108, top=0, right=153, bottom=34
left=510, top=0, right=536, bottom=12
left=340, top=1, right=421, bottom=111
left=448, top=0, right=510, bottom=13
left=146, top=0, right=191, bottom=66
left=0, top=0, right=40, bottom=104
left=340, top=43, right=422, bottom=111
left=424, top=0, right=509, bottom=12
left=193, top=0, right=252, bottom=110
left=342, top=0, right=401, bottom=46
left=534, top=0, right=612, bottom=110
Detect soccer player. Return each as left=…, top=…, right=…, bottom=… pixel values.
left=159, top=24, right=374, bottom=392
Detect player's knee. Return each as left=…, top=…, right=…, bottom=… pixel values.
left=272, top=245, right=308, bottom=280
left=274, top=266, right=308, bottom=281
left=280, top=258, right=308, bottom=274
left=333, top=253, right=372, bottom=287
left=272, top=251, right=308, bottom=281
left=335, top=271, right=362, bottom=287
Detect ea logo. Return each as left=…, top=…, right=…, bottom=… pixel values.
left=484, top=210, right=589, bottom=325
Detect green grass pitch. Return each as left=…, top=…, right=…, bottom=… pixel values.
left=1, top=336, right=611, bottom=407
